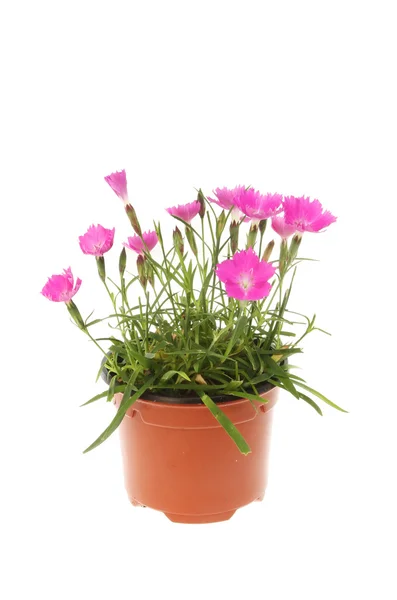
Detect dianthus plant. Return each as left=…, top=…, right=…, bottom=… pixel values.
left=42, top=170, right=346, bottom=454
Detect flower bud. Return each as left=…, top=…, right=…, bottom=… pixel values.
left=197, top=188, right=206, bottom=219
left=125, top=203, right=142, bottom=236
left=154, top=222, right=163, bottom=245
left=146, top=260, right=155, bottom=288
left=96, top=256, right=106, bottom=282
left=185, top=225, right=198, bottom=256
left=247, top=223, right=258, bottom=248
left=279, top=238, right=288, bottom=274
left=259, top=219, right=267, bottom=235
left=119, top=247, right=127, bottom=277
left=262, top=239, right=275, bottom=262
left=289, top=233, right=302, bottom=262
left=66, top=299, right=85, bottom=330
left=137, top=255, right=147, bottom=289
left=230, top=221, right=239, bottom=255
left=216, top=210, right=227, bottom=238
left=173, top=226, right=184, bottom=257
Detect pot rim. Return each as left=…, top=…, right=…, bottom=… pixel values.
left=101, top=354, right=282, bottom=405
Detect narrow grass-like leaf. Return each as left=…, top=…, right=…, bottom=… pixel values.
left=223, top=316, right=248, bottom=359
left=198, top=391, right=251, bottom=455
left=80, top=386, right=126, bottom=407
left=107, top=375, right=117, bottom=403
left=269, top=377, right=300, bottom=399
left=228, top=390, right=269, bottom=403
left=83, top=377, right=155, bottom=453
left=298, top=393, right=323, bottom=415
left=161, top=370, right=191, bottom=382
left=293, top=382, right=348, bottom=412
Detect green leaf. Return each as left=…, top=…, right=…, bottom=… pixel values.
left=228, top=390, right=269, bottom=403
left=268, top=377, right=300, bottom=399
left=198, top=391, right=251, bottom=455
left=80, top=386, right=126, bottom=407
left=85, top=318, right=103, bottom=328
left=107, top=375, right=117, bottom=403
left=298, top=393, right=323, bottom=415
left=128, top=348, right=152, bottom=369
left=264, top=357, right=288, bottom=377
left=83, top=377, right=155, bottom=453
left=223, top=379, right=244, bottom=392
left=293, top=382, right=348, bottom=413
left=161, top=370, right=191, bottom=382
left=250, top=372, right=274, bottom=386
left=223, top=315, right=248, bottom=359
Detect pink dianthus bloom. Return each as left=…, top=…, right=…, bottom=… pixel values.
left=271, top=216, right=297, bottom=239
left=104, top=169, right=129, bottom=204
left=41, top=267, right=82, bottom=303
left=234, top=189, right=283, bottom=221
left=216, top=248, right=276, bottom=301
left=166, top=200, right=201, bottom=223
left=208, top=186, right=246, bottom=210
left=123, top=230, right=159, bottom=255
left=208, top=185, right=247, bottom=222
left=79, top=224, right=115, bottom=256
left=283, top=196, right=337, bottom=232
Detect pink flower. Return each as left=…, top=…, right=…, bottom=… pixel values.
left=216, top=248, right=276, bottom=301
left=123, top=230, right=159, bottom=255
left=208, top=186, right=246, bottom=211
left=283, top=196, right=337, bottom=232
left=271, top=216, right=297, bottom=239
left=104, top=169, right=129, bottom=204
left=79, top=224, right=115, bottom=256
left=41, top=267, right=82, bottom=303
left=166, top=200, right=201, bottom=223
left=234, top=189, right=283, bottom=221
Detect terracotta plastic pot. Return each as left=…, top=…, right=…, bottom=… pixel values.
left=114, top=386, right=278, bottom=524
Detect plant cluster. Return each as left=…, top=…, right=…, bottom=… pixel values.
left=42, top=170, right=345, bottom=454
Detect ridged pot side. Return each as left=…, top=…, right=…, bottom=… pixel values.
left=114, top=386, right=278, bottom=523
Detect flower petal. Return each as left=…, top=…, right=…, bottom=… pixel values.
left=271, top=216, right=297, bottom=239
left=104, top=170, right=128, bottom=203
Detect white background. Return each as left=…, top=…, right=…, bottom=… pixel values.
left=1, top=1, right=396, bottom=598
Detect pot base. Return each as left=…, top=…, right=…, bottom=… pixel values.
left=129, top=496, right=236, bottom=523
left=164, top=510, right=236, bottom=524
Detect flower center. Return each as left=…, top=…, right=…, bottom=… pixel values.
left=293, top=219, right=307, bottom=231
left=239, top=271, right=254, bottom=291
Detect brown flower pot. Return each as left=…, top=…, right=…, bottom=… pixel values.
left=114, top=386, right=278, bottom=523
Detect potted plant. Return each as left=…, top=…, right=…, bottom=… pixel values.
left=41, top=170, right=345, bottom=523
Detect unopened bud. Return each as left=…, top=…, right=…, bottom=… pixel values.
left=185, top=225, right=198, bottom=256
left=197, top=188, right=206, bottom=219
left=262, top=240, right=275, bottom=262
left=66, top=299, right=85, bottom=330
left=173, top=226, right=184, bottom=256
left=154, top=222, right=163, bottom=245
left=125, top=203, right=142, bottom=236
left=289, top=233, right=302, bottom=262
left=230, top=221, right=239, bottom=255
left=137, top=255, right=147, bottom=289
left=247, top=223, right=258, bottom=248
left=259, top=219, right=267, bottom=235
left=216, top=210, right=227, bottom=238
left=96, top=256, right=106, bottom=282
left=119, top=247, right=127, bottom=277
left=146, top=260, right=155, bottom=288
left=279, top=238, right=288, bottom=274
